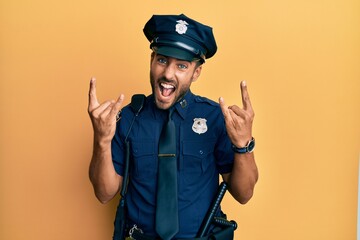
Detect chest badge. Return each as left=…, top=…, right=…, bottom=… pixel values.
left=192, top=118, right=208, bottom=134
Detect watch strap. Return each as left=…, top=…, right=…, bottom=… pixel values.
left=231, top=137, right=255, bottom=154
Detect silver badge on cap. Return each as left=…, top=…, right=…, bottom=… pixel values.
left=175, top=20, right=188, bottom=34
left=192, top=118, right=207, bottom=134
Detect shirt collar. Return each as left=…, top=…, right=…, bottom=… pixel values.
left=149, top=91, right=194, bottom=120
left=173, top=90, right=194, bottom=120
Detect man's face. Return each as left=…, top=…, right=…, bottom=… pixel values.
left=150, top=53, right=202, bottom=110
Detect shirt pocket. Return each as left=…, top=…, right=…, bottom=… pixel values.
left=182, top=139, right=216, bottom=174
left=131, top=140, right=157, bottom=181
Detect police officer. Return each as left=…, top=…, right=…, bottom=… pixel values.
left=88, top=14, right=258, bottom=240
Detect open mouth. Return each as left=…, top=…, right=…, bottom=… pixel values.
left=160, top=82, right=175, bottom=97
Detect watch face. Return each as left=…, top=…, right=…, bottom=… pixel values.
left=248, top=139, right=255, bottom=152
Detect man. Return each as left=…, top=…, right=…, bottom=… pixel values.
left=88, top=14, right=258, bottom=240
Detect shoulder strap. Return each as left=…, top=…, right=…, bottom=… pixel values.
left=122, top=93, right=146, bottom=195
left=114, top=94, right=145, bottom=240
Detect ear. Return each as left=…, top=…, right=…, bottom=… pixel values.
left=191, top=65, right=202, bottom=82
left=150, top=52, right=155, bottom=65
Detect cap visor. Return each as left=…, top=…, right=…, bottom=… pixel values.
left=155, top=46, right=195, bottom=62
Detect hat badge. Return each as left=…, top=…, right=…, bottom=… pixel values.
left=175, top=20, right=188, bottom=34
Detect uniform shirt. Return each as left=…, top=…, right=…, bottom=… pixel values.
left=111, top=90, right=234, bottom=238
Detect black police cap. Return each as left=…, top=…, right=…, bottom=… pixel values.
left=143, top=14, right=217, bottom=63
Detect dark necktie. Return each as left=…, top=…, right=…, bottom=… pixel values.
left=155, top=108, right=179, bottom=240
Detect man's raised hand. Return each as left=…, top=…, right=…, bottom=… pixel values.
left=219, top=81, right=255, bottom=147
left=88, top=77, right=124, bottom=144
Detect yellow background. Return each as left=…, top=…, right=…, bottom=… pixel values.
left=1, top=1, right=359, bottom=239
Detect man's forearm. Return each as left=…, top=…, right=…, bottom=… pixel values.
left=89, top=140, right=122, bottom=204
left=224, top=152, right=258, bottom=204
left=87, top=77, right=124, bottom=204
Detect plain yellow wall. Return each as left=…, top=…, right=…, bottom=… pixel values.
left=1, top=1, right=359, bottom=239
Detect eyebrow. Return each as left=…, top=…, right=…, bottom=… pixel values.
left=156, top=54, right=191, bottom=64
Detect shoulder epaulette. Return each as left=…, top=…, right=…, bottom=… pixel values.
left=194, top=95, right=219, bottom=107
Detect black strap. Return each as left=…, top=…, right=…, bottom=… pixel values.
left=113, top=95, right=146, bottom=240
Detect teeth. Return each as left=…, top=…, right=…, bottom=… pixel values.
left=161, top=83, right=175, bottom=89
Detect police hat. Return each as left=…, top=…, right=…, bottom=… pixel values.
left=143, top=14, right=217, bottom=63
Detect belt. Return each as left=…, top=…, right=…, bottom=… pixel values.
left=131, top=229, right=158, bottom=240
left=129, top=227, right=233, bottom=240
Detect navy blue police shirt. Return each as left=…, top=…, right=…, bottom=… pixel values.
left=111, top=90, right=234, bottom=238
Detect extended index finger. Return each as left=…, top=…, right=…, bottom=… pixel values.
left=88, top=77, right=99, bottom=111
left=240, top=80, right=253, bottom=111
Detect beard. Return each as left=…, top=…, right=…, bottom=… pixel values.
left=150, top=70, right=190, bottom=110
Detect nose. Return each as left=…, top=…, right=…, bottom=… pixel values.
left=163, top=62, right=176, bottom=80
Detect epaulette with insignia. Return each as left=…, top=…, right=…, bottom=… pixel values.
left=194, top=95, right=218, bottom=107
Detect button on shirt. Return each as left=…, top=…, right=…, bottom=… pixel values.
left=111, top=91, right=234, bottom=238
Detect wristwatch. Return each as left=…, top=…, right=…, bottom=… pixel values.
left=231, top=137, right=255, bottom=154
